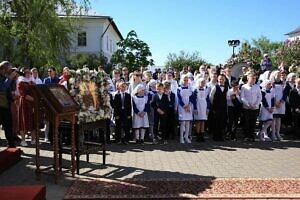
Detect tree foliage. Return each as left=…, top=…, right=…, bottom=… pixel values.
left=110, top=30, right=154, bottom=72
left=227, top=36, right=283, bottom=69
left=67, top=52, right=110, bottom=71
left=276, top=39, right=300, bottom=67
left=165, top=50, right=206, bottom=72
left=0, top=0, right=90, bottom=71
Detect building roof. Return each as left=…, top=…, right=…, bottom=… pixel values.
left=285, top=26, right=300, bottom=35
left=59, top=15, right=123, bottom=40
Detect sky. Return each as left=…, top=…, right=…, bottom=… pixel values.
left=89, top=0, right=300, bottom=66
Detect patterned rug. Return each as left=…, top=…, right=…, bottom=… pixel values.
left=64, top=178, right=300, bottom=199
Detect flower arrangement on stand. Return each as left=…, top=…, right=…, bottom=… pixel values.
left=68, top=67, right=112, bottom=124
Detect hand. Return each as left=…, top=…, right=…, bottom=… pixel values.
left=157, top=108, right=164, bottom=115
left=231, top=94, right=236, bottom=99
left=268, top=108, right=273, bottom=113
left=185, top=106, right=191, bottom=112
left=138, top=112, right=145, bottom=118
left=193, top=110, right=198, bottom=115
left=25, top=95, right=34, bottom=102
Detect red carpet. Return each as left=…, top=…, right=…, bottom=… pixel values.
left=0, top=148, right=22, bottom=173
left=0, top=185, right=46, bottom=200
left=64, top=178, right=300, bottom=199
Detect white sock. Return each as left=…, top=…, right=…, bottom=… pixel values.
left=140, top=129, right=145, bottom=140
left=135, top=129, right=140, bottom=141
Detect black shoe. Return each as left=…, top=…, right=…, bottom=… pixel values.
left=199, top=135, right=205, bottom=142
left=136, top=139, right=140, bottom=144
left=14, top=136, right=22, bottom=142
left=140, top=139, right=144, bottom=144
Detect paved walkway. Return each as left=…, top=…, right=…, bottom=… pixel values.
left=1, top=130, right=300, bottom=199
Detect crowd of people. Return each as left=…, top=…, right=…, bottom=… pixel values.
left=0, top=59, right=300, bottom=148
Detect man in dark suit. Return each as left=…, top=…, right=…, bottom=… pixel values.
left=224, top=65, right=236, bottom=88
left=151, top=83, right=169, bottom=144
left=0, top=61, right=17, bottom=148
left=289, top=78, right=300, bottom=139
left=113, top=81, right=132, bottom=144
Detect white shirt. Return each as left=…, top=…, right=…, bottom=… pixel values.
left=240, top=83, right=262, bottom=109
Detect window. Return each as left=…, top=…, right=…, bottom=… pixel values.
left=110, top=40, right=112, bottom=52
left=106, top=36, right=109, bottom=51
left=78, top=32, right=87, bottom=46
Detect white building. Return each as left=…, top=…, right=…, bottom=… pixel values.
left=286, top=26, right=300, bottom=41
left=67, top=15, right=123, bottom=61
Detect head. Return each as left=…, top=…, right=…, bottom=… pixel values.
left=156, top=82, right=164, bottom=94
left=117, top=80, right=127, bottom=92
left=210, top=72, right=218, bottom=82
left=133, top=70, right=142, bottom=83
left=143, top=71, right=152, bottom=82
left=231, top=80, right=240, bottom=91
left=113, top=68, right=121, bottom=80
left=182, top=75, right=189, bottom=86
left=166, top=71, right=173, bottom=80
left=47, top=67, right=56, bottom=78
left=31, top=68, right=39, bottom=78
left=22, top=67, right=31, bottom=79
left=199, top=65, right=206, bottom=73
left=287, top=73, right=297, bottom=84
left=224, top=66, right=232, bottom=76
left=198, top=78, right=206, bottom=88
left=122, top=67, right=129, bottom=76
left=163, top=82, right=171, bottom=93
left=0, top=61, right=13, bottom=76
left=136, top=84, right=146, bottom=96
left=280, top=70, right=287, bottom=81
left=246, top=72, right=256, bottom=85
left=217, top=74, right=226, bottom=85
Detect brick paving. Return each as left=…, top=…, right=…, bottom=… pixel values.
left=1, top=129, right=300, bottom=199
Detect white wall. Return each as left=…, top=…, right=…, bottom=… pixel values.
left=70, top=18, right=121, bottom=61
left=287, top=33, right=300, bottom=41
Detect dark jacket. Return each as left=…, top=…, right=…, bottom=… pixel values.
left=113, top=92, right=132, bottom=118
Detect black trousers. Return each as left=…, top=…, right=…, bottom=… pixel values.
left=154, top=113, right=167, bottom=140
left=212, top=109, right=227, bottom=141
left=227, top=106, right=240, bottom=139
left=115, top=111, right=131, bottom=142
left=243, top=109, right=259, bottom=139
left=166, top=108, right=176, bottom=139
left=0, top=106, right=15, bottom=147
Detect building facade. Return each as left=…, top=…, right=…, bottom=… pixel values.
left=286, top=26, right=300, bottom=41
left=68, top=15, right=123, bottom=61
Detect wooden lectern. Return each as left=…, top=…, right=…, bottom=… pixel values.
left=31, top=84, right=80, bottom=183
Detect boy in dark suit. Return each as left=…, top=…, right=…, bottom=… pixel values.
left=151, top=83, right=169, bottom=144
left=209, top=74, right=229, bottom=141
left=163, top=81, right=176, bottom=140
left=113, top=81, right=132, bottom=144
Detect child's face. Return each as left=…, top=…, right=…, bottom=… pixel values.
left=183, top=77, right=189, bottom=86
left=137, top=89, right=145, bottom=96
left=296, top=80, right=300, bottom=89
left=119, top=83, right=127, bottom=92
left=199, top=80, right=206, bottom=88
left=164, top=86, right=170, bottom=93
left=265, top=83, right=272, bottom=90
left=233, top=85, right=239, bottom=91
left=157, top=86, right=164, bottom=94
left=218, top=76, right=226, bottom=85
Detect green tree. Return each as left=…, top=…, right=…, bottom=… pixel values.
left=165, top=50, right=206, bottom=72
left=67, top=52, right=110, bottom=71
left=275, top=39, right=300, bottom=67
left=228, top=36, right=283, bottom=69
left=110, top=30, right=154, bottom=72
left=0, top=0, right=90, bottom=71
